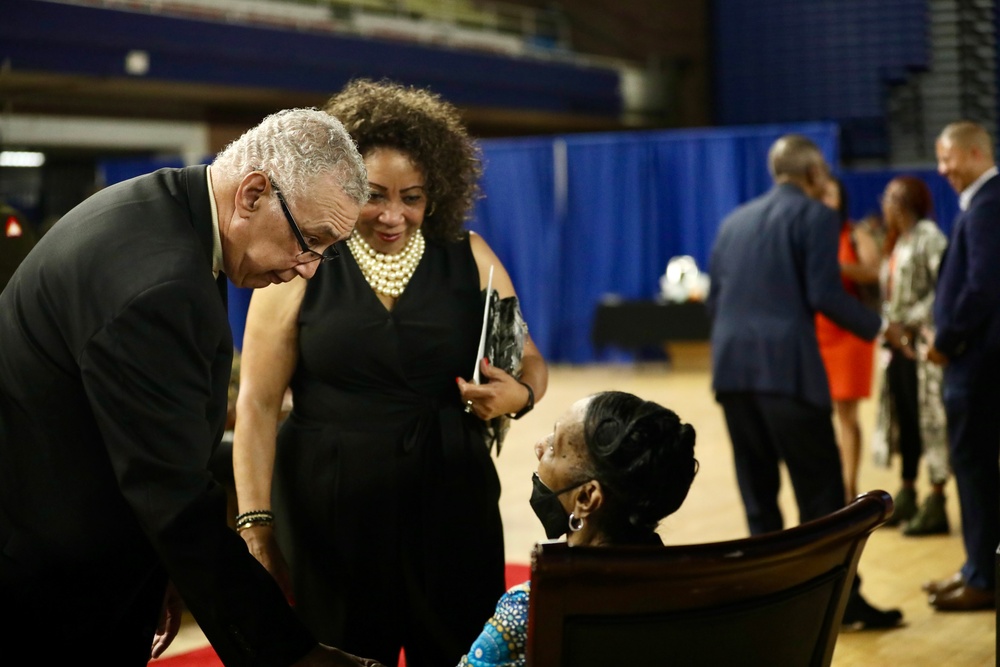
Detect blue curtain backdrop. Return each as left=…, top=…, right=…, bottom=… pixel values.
left=471, top=122, right=839, bottom=363
left=98, top=123, right=961, bottom=364
left=471, top=138, right=563, bottom=362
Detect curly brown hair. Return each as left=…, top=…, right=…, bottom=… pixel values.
left=888, top=175, right=934, bottom=220
left=323, top=79, right=482, bottom=243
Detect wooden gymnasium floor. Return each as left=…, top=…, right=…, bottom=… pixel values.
left=158, top=345, right=995, bottom=666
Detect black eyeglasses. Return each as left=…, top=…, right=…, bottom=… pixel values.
left=272, top=181, right=339, bottom=264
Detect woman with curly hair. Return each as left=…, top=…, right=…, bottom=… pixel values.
left=458, top=391, right=698, bottom=667
left=231, top=79, right=548, bottom=667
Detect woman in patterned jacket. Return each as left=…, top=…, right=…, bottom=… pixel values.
left=872, top=176, right=950, bottom=535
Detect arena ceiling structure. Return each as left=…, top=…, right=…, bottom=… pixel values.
left=1, top=0, right=641, bottom=156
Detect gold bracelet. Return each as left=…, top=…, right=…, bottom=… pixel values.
left=236, top=518, right=274, bottom=533
left=235, top=509, right=275, bottom=531
left=235, top=509, right=273, bottom=523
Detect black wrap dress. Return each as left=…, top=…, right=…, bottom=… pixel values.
left=273, top=232, right=506, bottom=667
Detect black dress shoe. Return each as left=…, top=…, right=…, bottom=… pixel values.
left=841, top=592, right=904, bottom=630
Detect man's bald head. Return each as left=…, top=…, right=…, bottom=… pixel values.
left=768, top=134, right=831, bottom=200
left=938, top=121, right=994, bottom=160
left=936, top=121, right=997, bottom=194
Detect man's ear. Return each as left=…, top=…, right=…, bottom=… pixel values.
left=805, top=164, right=822, bottom=188
left=572, top=479, right=604, bottom=519
left=969, top=144, right=987, bottom=165
left=236, top=171, right=269, bottom=217
left=803, top=165, right=829, bottom=200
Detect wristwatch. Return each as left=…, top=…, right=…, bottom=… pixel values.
left=509, top=380, right=535, bottom=420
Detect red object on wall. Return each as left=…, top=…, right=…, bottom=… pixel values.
left=5, top=216, right=23, bottom=238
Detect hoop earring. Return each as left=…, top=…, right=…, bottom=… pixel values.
left=568, top=513, right=584, bottom=532
left=426, top=201, right=436, bottom=217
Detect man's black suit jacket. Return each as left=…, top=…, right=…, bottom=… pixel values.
left=707, top=182, right=881, bottom=408
left=0, top=167, right=314, bottom=664
left=933, top=172, right=1000, bottom=384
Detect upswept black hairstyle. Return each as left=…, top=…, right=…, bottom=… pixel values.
left=323, top=78, right=483, bottom=243
left=582, top=391, right=699, bottom=543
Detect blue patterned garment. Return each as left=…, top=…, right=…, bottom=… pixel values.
left=457, top=581, right=531, bottom=667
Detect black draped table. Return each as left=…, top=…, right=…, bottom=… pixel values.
left=591, top=299, right=711, bottom=352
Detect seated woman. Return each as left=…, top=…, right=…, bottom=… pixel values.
left=457, top=391, right=699, bottom=667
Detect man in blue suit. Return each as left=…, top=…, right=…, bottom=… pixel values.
left=707, top=134, right=907, bottom=629
left=923, top=121, right=1000, bottom=612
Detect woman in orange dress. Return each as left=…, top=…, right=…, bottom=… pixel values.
left=815, top=176, right=881, bottom=501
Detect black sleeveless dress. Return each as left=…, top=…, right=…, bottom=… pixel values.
left=273, top=232, right=506, bottom=667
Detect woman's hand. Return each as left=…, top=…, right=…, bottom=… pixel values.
left=240, top=524, right=296, bottom=606
left=926, top=344, right=949, bottom=366
left=456, top=358, right=532, bottom=420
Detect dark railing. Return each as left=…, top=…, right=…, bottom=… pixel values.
left=54, top=0, right=573, bottom=59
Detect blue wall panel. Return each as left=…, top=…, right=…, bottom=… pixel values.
left=713, top=0, right=930, bottom=159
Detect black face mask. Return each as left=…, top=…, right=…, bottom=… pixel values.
left=529, top=472, right=589, bottom=539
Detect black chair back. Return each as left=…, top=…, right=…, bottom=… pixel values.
left=526, top=490, right=894, bottom=667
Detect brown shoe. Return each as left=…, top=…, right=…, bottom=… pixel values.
left=930, top=584, right=995, bottom=611
left=922, top=572, right=964, bottom=596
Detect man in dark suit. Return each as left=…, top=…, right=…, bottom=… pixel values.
left=923, top=121, right=1000, bottom=612
left=707, top=134, right=907, bottom=629
left=0, top=109, right=383, bottom=666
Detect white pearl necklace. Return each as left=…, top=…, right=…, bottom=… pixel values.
left=346, top=229, right=426, bottom=298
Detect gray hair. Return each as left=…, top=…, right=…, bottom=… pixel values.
left=767, top=134, right=827, bottom=180
left=212, top=107, right=369, bottom=206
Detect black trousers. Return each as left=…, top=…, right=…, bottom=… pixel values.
left=886, top=350, right=922, bottom=481
left=718, top=391, right=866, bottom=597
left=718, top=391, right=846, bottom=536
left=943, top=360, right=1000, bottom=590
